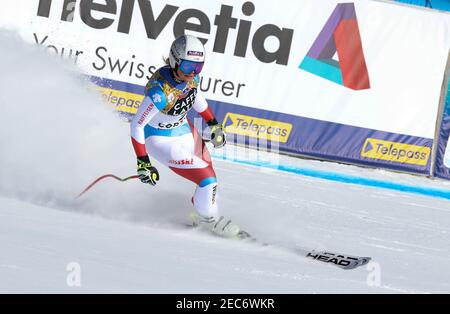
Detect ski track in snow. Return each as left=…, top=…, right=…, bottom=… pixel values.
left=2, top=152, right=450, bottom=293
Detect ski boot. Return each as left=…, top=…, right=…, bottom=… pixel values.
left=190, top=213, right=246, bottom=239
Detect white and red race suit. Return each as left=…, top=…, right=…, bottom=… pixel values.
left=130, top=65, right=219, bottom=217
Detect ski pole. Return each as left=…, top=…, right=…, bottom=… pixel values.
left=76, top=137, right=213, bottom=199
left=76, top=174, right=139, bottom=199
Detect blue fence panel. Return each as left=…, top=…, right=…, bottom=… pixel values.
left=434, top=81, right=450, bottom=179
left=395, top=0, right=450, bottom=11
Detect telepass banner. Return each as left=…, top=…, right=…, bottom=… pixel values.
left=1, top=0, right=449, bottom=176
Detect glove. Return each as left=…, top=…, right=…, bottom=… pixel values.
left=207, top=119, right=226, bottom=148
left=137, top=155, right=160, bottom=186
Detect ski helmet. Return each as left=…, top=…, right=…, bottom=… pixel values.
left=169, top=35, right=205, bottom=74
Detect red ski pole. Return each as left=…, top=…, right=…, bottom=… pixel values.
left=76, top=174, right=139, bottom=199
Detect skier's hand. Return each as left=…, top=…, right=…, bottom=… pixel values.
left=207, top=120, right=226, bottom=148
left=137, top=155, right=159, bottom=186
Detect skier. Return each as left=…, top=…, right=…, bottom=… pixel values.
left=130, top=35, right=241, bottom=238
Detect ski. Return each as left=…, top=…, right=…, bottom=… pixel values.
left=302, top=250, right=371, bottom=270
left=187, top=214, right=371, bottom=270
left=235, top=229, right=371, bottom=270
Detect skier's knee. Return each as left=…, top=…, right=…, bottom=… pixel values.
left=198, top=177, right=217, bottom=187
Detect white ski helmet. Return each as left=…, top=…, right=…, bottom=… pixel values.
left=169, top=35, right=205, bottom=74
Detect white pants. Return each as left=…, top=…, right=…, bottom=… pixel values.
left=145, top=122, right=219, bottom=218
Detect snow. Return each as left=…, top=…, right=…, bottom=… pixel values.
left=1, top=29, right=450, bottom=293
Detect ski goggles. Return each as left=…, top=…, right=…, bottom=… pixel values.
left=178, top=59, right=204, bottom=75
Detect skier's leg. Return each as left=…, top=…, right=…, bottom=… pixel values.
left=192, top=178, right=218, bottom=218
left=145, top=125, right=240, bottom=237
left=190, top=179, right=240, bottom=237
left=145, top=130, right=217, bottom=216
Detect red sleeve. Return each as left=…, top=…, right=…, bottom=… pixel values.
left=131, top=138, right=147, bottom=157
left=193, top=91, right=215, bottom=123
left=199, top=106, right=215, bottom=123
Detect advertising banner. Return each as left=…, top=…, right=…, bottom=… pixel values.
left=1, top=0, right=449, bottom=175
left=434, top=80, right=450, bottom=179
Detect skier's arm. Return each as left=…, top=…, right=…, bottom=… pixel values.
left=193, top=91, right=226, bottom=148
left=193, top=91, right=217, bottom=125
left=130, top=88, right=166, bottom=157
left=130, top=87, right=166, bottom=185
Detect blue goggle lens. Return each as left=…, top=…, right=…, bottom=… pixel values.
left=179, top=59, right=204, bottom=74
